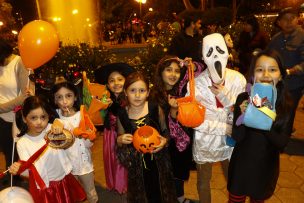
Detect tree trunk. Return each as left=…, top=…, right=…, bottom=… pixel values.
left=200, top=0, right=206, bottom=10
left=183, top=0, right=194, bottom=10
left=232, top=0, right=237, bottom=22
left=210, top=0, right=214, bottom=9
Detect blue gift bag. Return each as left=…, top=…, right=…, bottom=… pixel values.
left=243, top=83, right=277, bottom=131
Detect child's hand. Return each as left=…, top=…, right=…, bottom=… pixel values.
left=117, top=134, right=133, bottom=145
left=168, top=95, right=178, bottom=108
left=105, top=98, right=113, bottom=105
left=51, top=119, right=64, bottom=134
left=240, top=100, right=248, bottom=114
left=184, top=57, right=195, bottom=70
left=208, top=83, right=224, bottom=95
left=152, top=135, right=167, bottom=153
left=22, top=88, right=34, bottom=98
left=9, top=162, right=22, bottom=175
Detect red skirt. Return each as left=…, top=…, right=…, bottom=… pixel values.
left=29, top=173, right=86, bottom=203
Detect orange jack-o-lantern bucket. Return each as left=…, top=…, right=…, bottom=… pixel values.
left=133, top=126, right=161, bottom=153
left=45, top=129, right=75, bottom=149
left=176, top=97, right=205, bottom=128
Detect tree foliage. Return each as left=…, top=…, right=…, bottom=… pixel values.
left=0, top=0, right=16, bottom=43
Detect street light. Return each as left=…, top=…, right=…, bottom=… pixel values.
left=135, top=0, right=146, bottom=19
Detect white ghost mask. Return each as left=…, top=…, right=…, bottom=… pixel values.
left=202, top=33, right=229, bottom=84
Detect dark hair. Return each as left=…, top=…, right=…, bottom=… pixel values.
left=0, top=39, right=13, bottom=66
left=244, top=15, right=260, bottom=33
left=247, top=49, right=285, bottom=82
left=51, top=82, right=81, bottom=111
left=247, top=49, right=293, bottom=133
left=183, top=14, right=200, bottom=30
left=150, top=55, right=182, bottom=109
left=16, top=96, right=58, bottom=137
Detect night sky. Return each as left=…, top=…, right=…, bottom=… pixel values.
left=10, top=0, right=37, bottom=25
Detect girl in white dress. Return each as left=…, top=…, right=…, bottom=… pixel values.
left=9, top=95, right=86, bottom=203
left=51, top=82, right=98, bottom=203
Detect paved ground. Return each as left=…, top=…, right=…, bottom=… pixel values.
left=92, top=97, right=304, bottom=203
left=1, top=98, right=304, bottom=202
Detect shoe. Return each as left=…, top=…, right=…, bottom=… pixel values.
left=182, top=198, right=196, bottom=203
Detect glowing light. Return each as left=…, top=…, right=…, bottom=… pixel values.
left=37, top=39, right=41, bottom=44
left=72, top=9, right=78, bottom=15
left=135, top=0, right=146, bottom=3
left=149, top=8, right=153, bottom=12
left=46, top=0, right=99, bottom=45
left=53, top=17, right=61, bottom=22
left=0, top=21, right=3, bottom=26
left=11, top=30, right=18, bottom=35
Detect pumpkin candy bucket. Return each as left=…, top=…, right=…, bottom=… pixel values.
left=176, top=63, right=205, bottom=128
left=133, top=126, right=161, bottom=153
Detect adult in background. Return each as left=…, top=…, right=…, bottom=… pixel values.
left=267, top=7, right=304, bottom=137
left=298, top=3, right=304, bottom=29
left=168, top=14, right=203, bottom=62
left=0, top=39, right=35, bottom=187
left=236, top=15, right=270, bottom=75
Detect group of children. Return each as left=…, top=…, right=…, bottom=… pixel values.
left=7, top=33, right=291, bottom=203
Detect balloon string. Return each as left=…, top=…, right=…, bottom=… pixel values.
left=10, top=137, right=17, bottom=188
left=27, top=69, right=31, bottom=89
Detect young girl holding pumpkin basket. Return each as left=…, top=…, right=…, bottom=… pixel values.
left=227, top=50, right=292, bottom=202
left=51, top=81, right=98, bottom=203
left=9, top=95, right=86, bottom=203
left=149, top=55, right=204, bottom=203
left=116, top=71, right=177, bottom=203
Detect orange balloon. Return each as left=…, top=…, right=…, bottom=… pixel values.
left=18, top=20, right=59, bottom=70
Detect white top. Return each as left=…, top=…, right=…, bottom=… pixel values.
left=57, top=110, right=94, bottom=175
left=191, top=68, right=246, bottom=164
left=0, top=55, right=34, bottom=122
left=17, top=124, right=72, bottom=188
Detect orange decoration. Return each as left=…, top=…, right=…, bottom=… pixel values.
left=176, top=97, right=205, bottom=128
left=83, top=72, right=110, bottom=125
left=176, top=63, right=205, bottom=128
left=18, top=20, right=59, bottom=69
left=73, top=105, right=97, bottom=141
left=133, top=126, right=161, bottom=154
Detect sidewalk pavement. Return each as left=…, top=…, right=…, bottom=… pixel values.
left=1, top=98, right=304, bottom=203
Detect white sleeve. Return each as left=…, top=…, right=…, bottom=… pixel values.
left=16, top=140, right=29, bottom=177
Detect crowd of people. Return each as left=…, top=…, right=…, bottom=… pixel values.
left=0, top=5, right=304, bottom=203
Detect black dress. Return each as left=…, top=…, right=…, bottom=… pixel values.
left=227, top=92, right=290, bottom=200
left=116, top=102, right=176, bottom=203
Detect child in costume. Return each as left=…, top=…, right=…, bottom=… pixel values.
left=227, top=50, right=292, bottom=203
left=150, top=55, right=204, bottom=203
left=116, top=71, right=177, bottom=203
left=9, top=95, right=86, bottom=203
left=191, top=33, right=246, bottom=203
left=94, top=63, right=135, bottom=194
left=51, top=82, right=98, bottom=203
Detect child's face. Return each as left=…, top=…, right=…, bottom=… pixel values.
left=125, top=80, right=149, bottom=107
left=23, top=107, right=49, bottom=136
left=107, top=71, right=125, bottom=96
left=54, top=87, right=76, bottom=114
left=161, top=62, right=181, bottom=90
left=254, top=55, right=282, bottom=86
